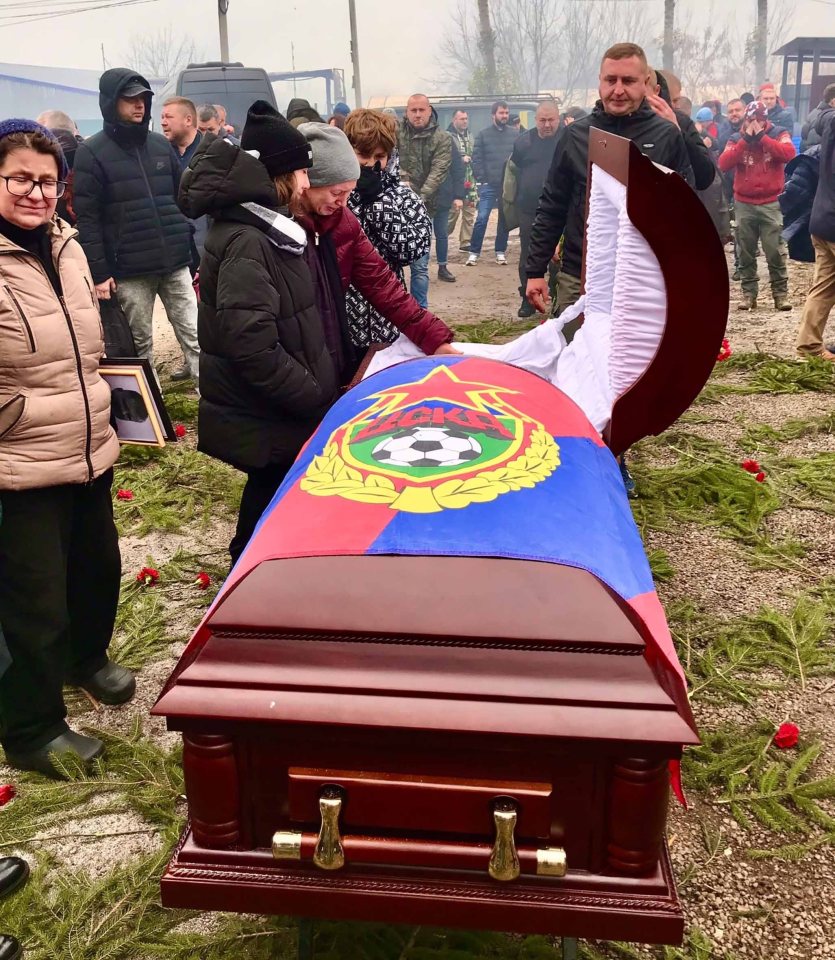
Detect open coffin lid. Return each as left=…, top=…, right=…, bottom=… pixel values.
left=362, top=130, right=730, bottom=457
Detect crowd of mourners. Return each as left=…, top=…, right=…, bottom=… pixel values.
left=0, top=37, right=834, bottom=960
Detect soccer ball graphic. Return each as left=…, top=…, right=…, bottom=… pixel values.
left=371, top=426, right=482, bottom=468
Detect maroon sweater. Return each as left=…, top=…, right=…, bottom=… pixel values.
left=298, top=206, right=453, bottom=355
left=718, top=122, right=796, bottom=205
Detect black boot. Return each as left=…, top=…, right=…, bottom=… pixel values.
left=517, top=297, right=536, bottom=319
left=0, top=935, right=22, bottom=960
left=5, top=730, right=104, bottom=780
left=438, top=264, right=456, bottom=283
left=69, top=661, right=136, bottom=706
left=0, top=858, right=29, bottom=900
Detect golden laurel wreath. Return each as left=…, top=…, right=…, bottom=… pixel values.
left=300, top=428, right=560, bottom=514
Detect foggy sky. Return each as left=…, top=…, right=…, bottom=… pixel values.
left=0, top=0, right=825, bottom=103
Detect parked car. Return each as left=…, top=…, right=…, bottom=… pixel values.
left=153, top=61, right=276, bottom=132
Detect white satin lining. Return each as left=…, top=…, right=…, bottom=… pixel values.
left=363, top=164, right=668, bottom=435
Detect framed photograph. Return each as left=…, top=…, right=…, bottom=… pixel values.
left=99, top=357, right=177, bottom=446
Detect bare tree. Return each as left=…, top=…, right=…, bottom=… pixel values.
left=123, top=25, right=202, bottom=80
left=477, top=0, right=498, bottom=92
left=754, top=0, right=767, bottom=87
left=663, top=0, right=675, bottom=71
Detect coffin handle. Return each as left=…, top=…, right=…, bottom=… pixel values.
left=488, top=798, right=520, bottom=882
left=313, top=786, right=345, bottom=871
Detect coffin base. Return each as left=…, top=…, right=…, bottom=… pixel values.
left=162, top=826, right=684, bottom=945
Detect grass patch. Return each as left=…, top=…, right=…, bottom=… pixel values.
left=449, top=317, right=539, bottom=343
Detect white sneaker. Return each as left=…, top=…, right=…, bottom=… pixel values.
left=496, top=252, right=507, bottom=265
left=466, top=253, right=479, bottom=266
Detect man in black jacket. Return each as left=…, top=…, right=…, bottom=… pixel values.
left=525, top=43, right=693, bottom=322
left=74, top=69, right=199, bottom=381
left=509, top=100, right=560, bottom=317
left=802, top=84, right=835, bottom=151
left=466, top=100, right=519, bottom=266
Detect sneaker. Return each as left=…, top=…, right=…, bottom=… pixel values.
left=496, top=252, right=508, bottom=265
left=517, top=298, right=536, bottom=319
left=466, top=254, right=479, bottom=266
left=438, top=265, right=457, bottom=283
left=459, top=243, right=471, bottom=252
left=774, top=296, right=792, bottom=311
left=738, top=295, right=757, bottom=311
left=170, top=367, right=191, bottom=381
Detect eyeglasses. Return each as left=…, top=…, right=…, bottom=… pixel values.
left=1, top=176, right=67, bottom=199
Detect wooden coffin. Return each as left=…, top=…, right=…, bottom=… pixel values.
left=154, top=131, right=727, bottom=945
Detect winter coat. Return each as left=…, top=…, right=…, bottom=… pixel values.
left=810, top=107, right=835, bottom=244
left=397, top=109, right=452, bottom=213
left=510, top=127, right=560, bottom=215
left=767, top=102, right=795, bottom=132
left=718, top=122, right=796, bottom=205
left=448, top=125, right=478, bottom=202
left=679, top=112, right=717, bottom=190
left=472, top=121, right=519, bottom=189
left=74, top=68, right=193, bottom=284
left=779, top=148, right=820, bottom=262
left=435, top=138, right=466, bottom=211
left=297, top=204, right=454, bottom=355
left=178, top=136, right=338, bottom=472
left=346, top=157, right=433, bottom=348
left=525, top=100, right=694, bottom=281
left=0, top=217, right=119, bottom=491
left=801, top=101, right=829, bottom=152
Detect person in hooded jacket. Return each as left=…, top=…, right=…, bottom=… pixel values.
left=73, top=69, right=199, bottom=382
left=780, top=146, right=820, bottom=264
left=802, top=84, right=835, bottom=152
left=343, top=109, right=434, bottom=344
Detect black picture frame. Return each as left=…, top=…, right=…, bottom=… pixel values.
left=100, top=357, right=178, bottom=446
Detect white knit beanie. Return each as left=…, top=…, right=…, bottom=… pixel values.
left=298, top=122, right=361, bottom=187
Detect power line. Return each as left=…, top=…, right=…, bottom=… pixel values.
left=0, top=0, right=161, bottom=26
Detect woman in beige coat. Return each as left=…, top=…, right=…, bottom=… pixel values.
left=0, top=120, right=134, bottom=779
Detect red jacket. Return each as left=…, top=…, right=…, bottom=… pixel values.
left=718, top=122, right=796, bottom=205
left=299, top=206, right=453, bottom=355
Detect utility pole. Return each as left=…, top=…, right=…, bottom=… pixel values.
left=662, top=0, right=675, bottom=72
left=755, top=0, right=768, bottom=86
left=348, top=0, right=363, bottom=108
left=218, top=0, right=230, bottom=63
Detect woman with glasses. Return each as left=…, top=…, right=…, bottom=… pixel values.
left=0, top=119, right=133, bottom=780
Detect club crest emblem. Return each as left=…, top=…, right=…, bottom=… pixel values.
left=300, top=364, right=560, bottom=513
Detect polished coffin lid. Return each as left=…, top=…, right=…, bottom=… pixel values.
left=154, top=554, right=698, bottom=747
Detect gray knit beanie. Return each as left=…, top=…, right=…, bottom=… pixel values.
left=298, top=122, right=360, bottom=187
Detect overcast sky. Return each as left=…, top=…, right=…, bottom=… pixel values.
left=0, top=0, right=827, bottom=101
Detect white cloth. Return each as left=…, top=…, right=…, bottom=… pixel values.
left=363, top=163, right=668, bottom=436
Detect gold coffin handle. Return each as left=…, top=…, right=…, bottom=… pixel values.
left=488, top=798, right=520, bottom=882
left=313, top=786, right=345, bottom=871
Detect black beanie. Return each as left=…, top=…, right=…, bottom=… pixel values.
left=241, top=100, right=312, bottom=178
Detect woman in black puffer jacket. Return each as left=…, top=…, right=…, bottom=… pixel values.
left=179, top=102, right=339, bottom=566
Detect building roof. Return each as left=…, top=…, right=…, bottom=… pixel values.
left=773, top=37, right=835, bottom=58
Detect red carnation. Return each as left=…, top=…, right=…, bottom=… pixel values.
left=116, top=488, right=134, bottom=501
left=741, top=459, right=760, bottom=474
left=755, top=471, right=766, bottom=483
left=773, top=722, right=799, bottom=749
left=716, top=338, right=732, bottom=362
left=0, top=784, right=16, bottom=806
left=136, top=566, right=159, bottom=586
left=174, top=424, right=187, bottom=438
left=195, top=571, right=211, bottom=590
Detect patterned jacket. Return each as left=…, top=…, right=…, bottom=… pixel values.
left=346, top=155, right=432, bottom=348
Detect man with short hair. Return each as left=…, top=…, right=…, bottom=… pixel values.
left=74, top=68, right=199, bottom=382
left=197, top=103, right=222, bottom=136
left=161, top=96, right=201, bottom=169
left=213, top=103, right=235, bottom=134
left=802, top=83, right=835, bottom=151
left=466, top=100, right=519, bottom=266
left=759, top=83, right=795, bottom=131
left=718, top=100, right=796, bottom=311
left=397, top=93, right=453, bottom=306
left=720, top=98, right=746, bottom=279
left=447, top=109, right=477, bottom=250
left=526, top=43, right=693, bottom=321
left=508, top=100, right=560, bottom=317
left=36, top=109, right=79, bottom=135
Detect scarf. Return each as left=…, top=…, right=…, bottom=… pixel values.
left=240, top=201, right=307, bottom=256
